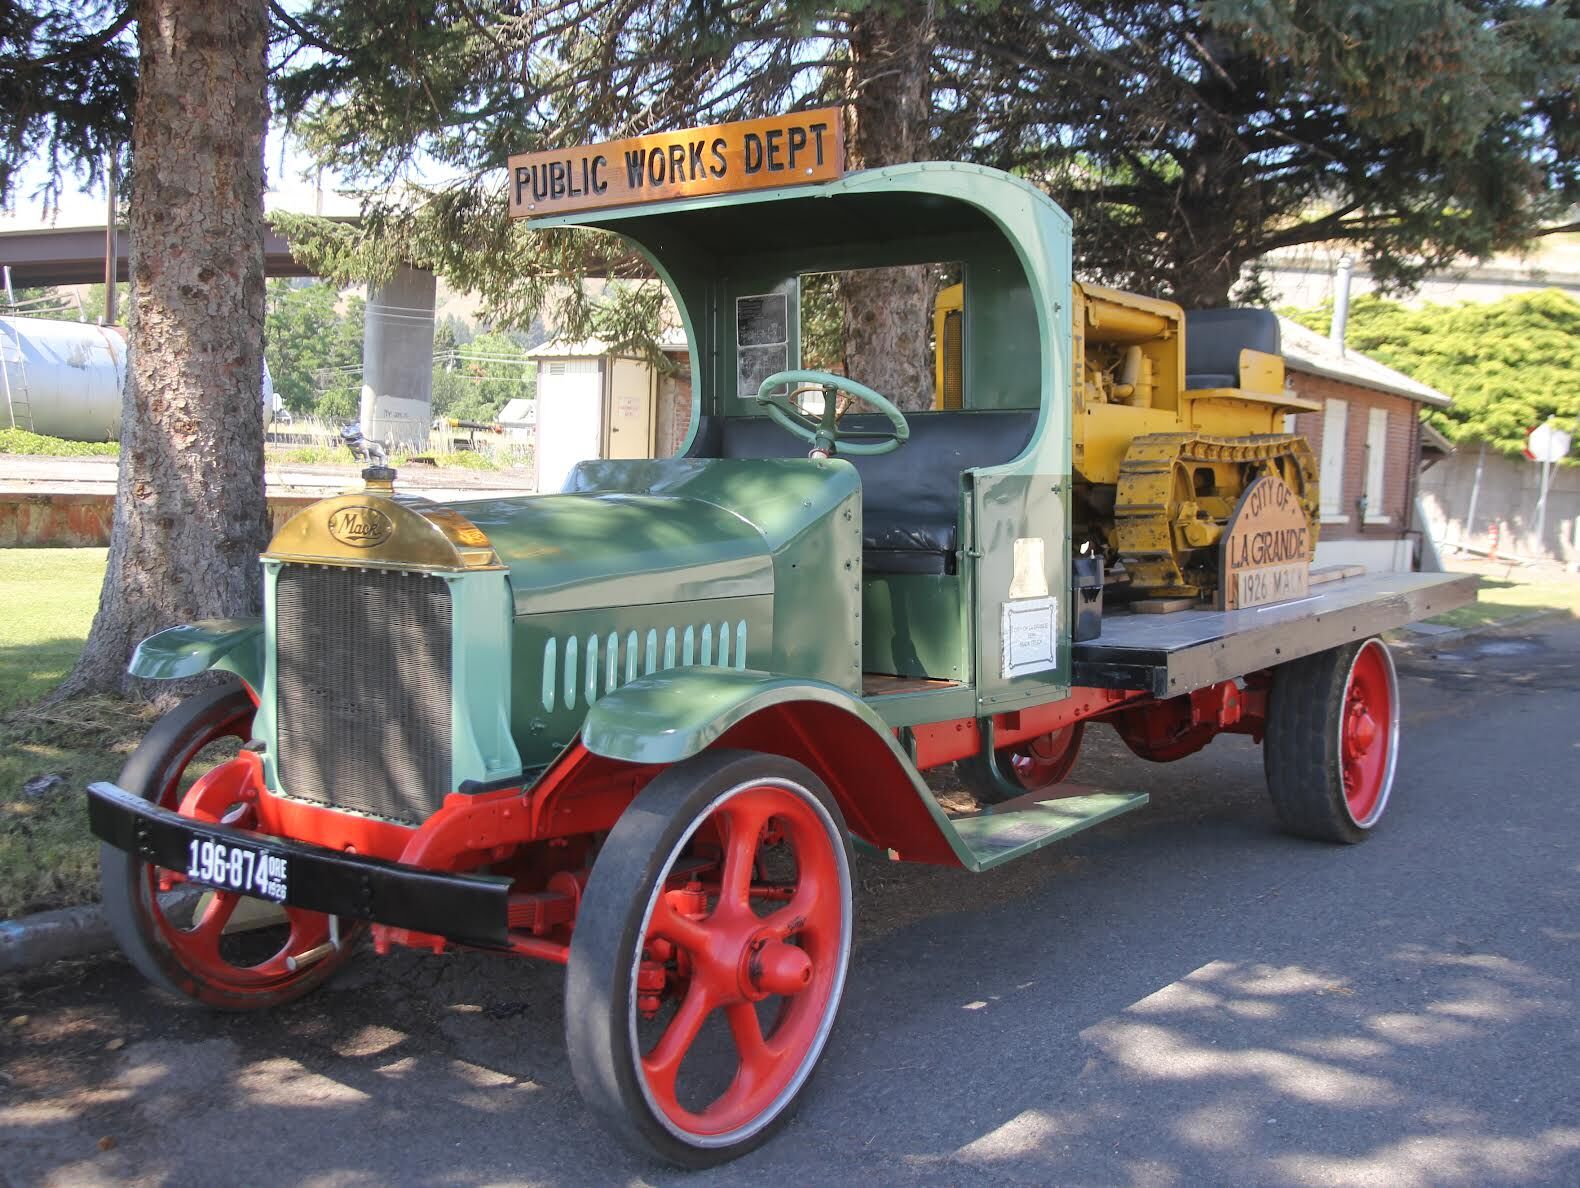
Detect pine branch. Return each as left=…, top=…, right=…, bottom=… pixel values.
left=268, top=1, right=351, bottom=58
left=0, top=8, right=133, bottom=70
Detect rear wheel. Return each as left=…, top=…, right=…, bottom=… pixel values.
left=565, top=749, right=853, bottom=1167
left=1263, top=638, right=1400, bottom=843
left=100, top=681, right=355, bottom=1009
left=957, top=723, right=1085, bottom=804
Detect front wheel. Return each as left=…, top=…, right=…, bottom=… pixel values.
left=1263, top=638, right=1400, bottom=843
left=565, top=750, right=854, bottom=1167
left=100, top=681, right=355, bottom=1009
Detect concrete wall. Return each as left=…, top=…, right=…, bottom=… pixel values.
left=1, top=492, right=314, bottom=548
left=1260, top=263, right=1580, bottom=309
left=1419, top=447, right=1580, bottom=564
left=1313, top=537, right=1416, bottom=572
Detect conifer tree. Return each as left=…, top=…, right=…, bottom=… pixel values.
left=2, top=2, right=272, bottom=698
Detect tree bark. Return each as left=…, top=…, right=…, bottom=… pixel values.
left=839, top=2, right=937, bottom=412
left=57, top=0, right=270, bottom=700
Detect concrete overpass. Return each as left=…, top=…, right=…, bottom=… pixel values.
left=0, top=217, right=435, bottom=447
left=0, top=222, right=331, bottom=287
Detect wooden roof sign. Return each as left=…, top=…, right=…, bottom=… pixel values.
left=508, top=109, right=845, bottom=220
left=1218, top=474, right=1313, bottom=610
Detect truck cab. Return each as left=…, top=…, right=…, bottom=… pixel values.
left=529, top=161, right=1077, bottom=724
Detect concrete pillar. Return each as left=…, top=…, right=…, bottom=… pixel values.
left=360, top=265, right=436, bottom=448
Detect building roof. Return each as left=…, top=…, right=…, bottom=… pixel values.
left=1420, top=420, right=1456, bottom=455
left=1278, top=316, right=1451, bottom=408
left=497, top=398, right=536, bottom=424
left=523, top=328, right=689, bottom=360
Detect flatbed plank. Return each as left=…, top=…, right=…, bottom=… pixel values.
left=1128, top=596, right=1196, bottom=614
left=1309, top=564, right=1366, bottom=586
left=1072, top=570, right=1477, bottom=698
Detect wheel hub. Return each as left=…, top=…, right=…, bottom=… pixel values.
left=1346, top=698, right=1378, bottom=755
left=1338, top=641, right=1398, bottom=827
left=742, top=934, right=813, bottom=1000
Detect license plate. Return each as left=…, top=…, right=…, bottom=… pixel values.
left=184, top=836, right=289, bottom=902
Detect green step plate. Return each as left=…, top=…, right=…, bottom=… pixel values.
left=947, top=787, right=1148, bottom=871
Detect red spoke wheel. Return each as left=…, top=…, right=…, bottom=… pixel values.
left=100, top=682, right=356, bottom=1009
left=1264, top=638, right=1400, bottom=843
left=957, top=722, right=1085, bottom=804
left=566, top=749, right=853, bottom=1167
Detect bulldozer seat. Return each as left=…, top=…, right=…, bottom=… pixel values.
left=1184, top=308, right=1281, bottom=390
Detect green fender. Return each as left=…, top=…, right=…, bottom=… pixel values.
left=581, top=668, right=975, bottom=867
left=582, top=667, right=881, bottom=765
left=127, top=619, right=264, bottom=690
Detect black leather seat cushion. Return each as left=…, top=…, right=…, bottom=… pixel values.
left=1184, top=308, right=1280, bottom=390
left=691, top=410, right=1037, bottom=574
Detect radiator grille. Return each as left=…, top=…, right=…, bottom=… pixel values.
left=274, top=565, right=453, bottom=824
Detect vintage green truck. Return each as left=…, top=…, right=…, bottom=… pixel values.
left=88, top=112, right=1474, bottom=1167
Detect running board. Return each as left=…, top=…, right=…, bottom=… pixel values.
left=946, top=786, right=1149, bottom=872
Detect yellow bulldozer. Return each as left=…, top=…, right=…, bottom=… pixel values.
left=937, top=282, right=1321, bottom=600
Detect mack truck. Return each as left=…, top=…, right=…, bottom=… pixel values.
left=88, top=110, right=1475, bottom=1168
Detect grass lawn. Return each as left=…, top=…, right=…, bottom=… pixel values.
left=1424, top=569, right=1580, bottom=629
left=0, top=548, right=108, bottom=712
left=0, top=548, right=153, bottom=918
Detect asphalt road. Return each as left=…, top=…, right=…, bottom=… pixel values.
left=3, top=620, right=1578, bottom=1187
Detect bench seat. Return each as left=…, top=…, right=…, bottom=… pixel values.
left=689, top=409, right=1037, bottom=574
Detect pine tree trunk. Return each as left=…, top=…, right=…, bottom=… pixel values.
left=839, top=3, right=937, bottom=412
left=56, top=0, right=270, bottom=700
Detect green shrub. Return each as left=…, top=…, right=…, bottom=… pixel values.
left=0, top=428, right=119, bottom=456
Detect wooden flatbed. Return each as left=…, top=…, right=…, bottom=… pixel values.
left=1073, top=571, right=1478, bottom=698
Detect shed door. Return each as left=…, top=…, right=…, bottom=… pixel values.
left=537, top=358, right=603, bottom=493
left=605, top=357, right=654, bottom=459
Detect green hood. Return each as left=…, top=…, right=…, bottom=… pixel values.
left=457, top=492, right=773, bottom=614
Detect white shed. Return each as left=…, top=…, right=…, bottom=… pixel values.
left=527, top=337, right=669, bottom=492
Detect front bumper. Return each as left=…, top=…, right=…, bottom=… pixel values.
left=87, top=781, right=512, bottom=948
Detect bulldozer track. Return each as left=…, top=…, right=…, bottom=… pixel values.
left=1114, top=432, right=1320, bottom=596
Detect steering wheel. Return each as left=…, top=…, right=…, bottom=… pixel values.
left=754, top=369, right=911, bottom=457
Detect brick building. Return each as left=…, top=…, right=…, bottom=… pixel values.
left=654, top=347, right=694, bottom=458
left=1278, top=317, right=1451, bottom=573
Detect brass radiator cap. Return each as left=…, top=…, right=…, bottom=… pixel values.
left=264, top=470, right=504, bottom=572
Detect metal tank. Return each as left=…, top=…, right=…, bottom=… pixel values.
left=0, top=315, right=275, bottom=442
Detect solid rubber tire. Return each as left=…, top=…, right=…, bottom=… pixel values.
left=956, top=722, right=1086, bottom=804
left=564, top=749, right=853, bottom=1168
left=100, top=680, right=352, bottom=1009
left=1263, top=639, right=1393, bottom=844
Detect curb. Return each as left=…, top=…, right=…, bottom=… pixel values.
left=1390, top=607, right=1567, bottom=652
left=0, top=903, right=113, bottom=976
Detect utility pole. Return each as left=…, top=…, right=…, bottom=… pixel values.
left=1464, top=440, right=1486, bottom=551
left=1329, top=254, right=1354, bottom=357
left=1526, top=420, right=1573, bottom=557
